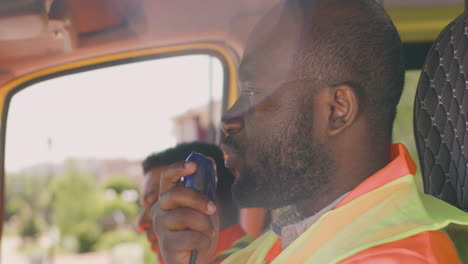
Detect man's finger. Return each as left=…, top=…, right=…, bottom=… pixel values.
left=160, top=230, right=212, bottom=263
left=159, top=161, right=197, bottom=194
left=159, top=207, right=215, bottom=237
left=156, top=186, right=217, bottom=215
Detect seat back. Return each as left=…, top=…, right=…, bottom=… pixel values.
left=414, top=10, right=468, bottom=211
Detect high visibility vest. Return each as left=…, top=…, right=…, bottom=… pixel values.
left=222, top=174, right=468, bottom=264
left=211, top=233, right=255, bottom=264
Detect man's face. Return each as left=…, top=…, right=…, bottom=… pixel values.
left=221, top=82, right=332, bottom=209
left=137, top=166, right=164, bottom=253
left=221, top=5, right=333, bottom=209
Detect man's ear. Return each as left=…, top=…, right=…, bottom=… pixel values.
left=328, top=84, right=359, bottom=136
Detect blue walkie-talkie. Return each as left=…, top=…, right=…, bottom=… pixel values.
left=182, top=152, right=217, bottom=202
left=181, top=152, right=217, bottom=264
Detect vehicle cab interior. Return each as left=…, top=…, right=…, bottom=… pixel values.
left=0, top=0, right=467, bottom=263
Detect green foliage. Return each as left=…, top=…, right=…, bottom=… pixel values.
left=5, top=172, right=50, bottom=213
left=100, top=174, right=140, bottom=229
left=95, top=230, right=158, bottom=264
left=104, top=174, right=139, bottom=195
left=74, top=222, right=102, bottom=253
left=20, top=217, right=41, bottom=239
left=138, top=237, right=160, bottom=264
left=6, top=162, right=145, bottom=257
left=94, top=229, right=140, bottom=250
left=5, top=196, right=29, bottom=220
left=99, top=198, right=139, bottom=222
left=5, top=172, right=51, bottom=239
left=143, top=241, right=159, bottom=264
left=18, top=240, right=45, bottom=256
left=49, top=167, right=103, bottom=251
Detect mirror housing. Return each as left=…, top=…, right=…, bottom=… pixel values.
left=0, top=0, right=48, bottom=40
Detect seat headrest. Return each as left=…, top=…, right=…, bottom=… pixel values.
left=414, top=10, right=468, bottom=211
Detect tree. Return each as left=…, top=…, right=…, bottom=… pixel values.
left=49, top=166, right=103, bottom=252
left=99, top=174, right=140, bottom=231
left=5, top=172, right=50, bottom=240
left=104, top=174, right=139, bottom=195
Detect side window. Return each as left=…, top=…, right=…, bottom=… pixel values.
left=2, top=54, right=225, bottom=264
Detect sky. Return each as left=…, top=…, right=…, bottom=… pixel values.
left=5, top=55, right=224, bottom=172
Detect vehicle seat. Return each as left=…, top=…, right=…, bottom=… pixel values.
left=414, top=10, right=468, bottom=211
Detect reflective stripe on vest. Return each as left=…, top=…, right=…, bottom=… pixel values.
left=222, top=174, right=468, bottom=264
left=210, top=234, right=255, bottom=264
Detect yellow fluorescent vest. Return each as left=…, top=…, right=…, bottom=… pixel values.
left=222, top=174, right=468, bottom=264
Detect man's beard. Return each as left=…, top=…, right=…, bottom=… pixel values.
left=231, top=114, right=333, bottom=209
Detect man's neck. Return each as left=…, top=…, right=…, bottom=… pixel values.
left=275, top=192, right=349, bottom=248
left=295, top=141, right=391, bottom=219
left=220, top=205, right=239, bottom=230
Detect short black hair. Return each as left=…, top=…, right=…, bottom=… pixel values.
left=293, top=0, right=405, bottom=136
left=142, top=142, right=235, bottom=211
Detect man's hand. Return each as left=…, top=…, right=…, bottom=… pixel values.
left=152, top=161, right=220, bottom=264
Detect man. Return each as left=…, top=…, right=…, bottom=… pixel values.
left=137, top=154, right=165, bottom=263
left=137, top=142, right=250, bottom=263
left=152, top=0, right=468, bottom=263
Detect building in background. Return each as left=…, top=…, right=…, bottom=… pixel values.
left=172, top=100, right=221, bottom=143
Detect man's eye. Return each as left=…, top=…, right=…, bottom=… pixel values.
left=243, top=88, right=259, bottom=96
left=239, top=87, right=264, bottom=107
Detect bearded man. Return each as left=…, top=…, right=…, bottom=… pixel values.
left=151, top=0, right=468, bottom=263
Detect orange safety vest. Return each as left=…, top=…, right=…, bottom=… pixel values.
left=211, top=224, right=250, bottom=264
left=214, top=224, right=247, bottom=256
left=222, top=144, right=468, bottom=263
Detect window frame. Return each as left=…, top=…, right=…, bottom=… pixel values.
left=0, top=43, right=238, bottom=240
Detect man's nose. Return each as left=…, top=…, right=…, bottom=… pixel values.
left=221, top=115, right=244, bottom=135
left=222, top=100, right=246, bottom=135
